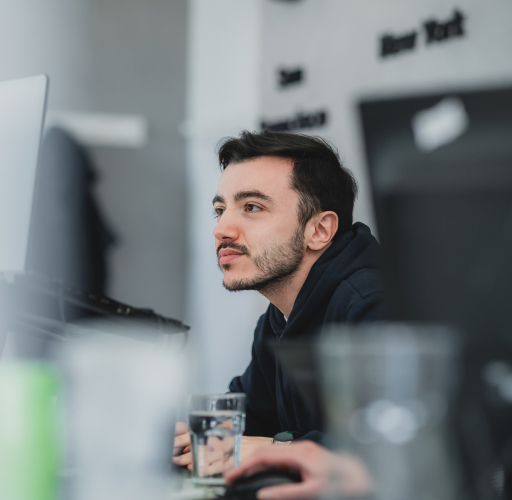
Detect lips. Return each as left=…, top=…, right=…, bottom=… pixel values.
left=218, top=248, right=245, bottom=265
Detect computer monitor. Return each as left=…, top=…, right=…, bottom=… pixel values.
left=0, top=74, right=48, bottom=274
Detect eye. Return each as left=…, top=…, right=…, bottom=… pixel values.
left=213, top=207, right=224, bottom=218
left=246, top=203, right=262, bottom=213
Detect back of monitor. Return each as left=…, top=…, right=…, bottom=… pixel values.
left=360, top=86, right=512, bottom=498
left=359, top=87, right=512, bottom=340
left=0, top=74, right=48, bottom=274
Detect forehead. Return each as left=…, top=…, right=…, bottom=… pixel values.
left=217, top=156, right=294, bottom=197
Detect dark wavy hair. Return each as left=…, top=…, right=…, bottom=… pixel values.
left=217, top=130, right=357, bottom=237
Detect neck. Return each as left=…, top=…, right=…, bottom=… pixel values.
left=261, top=243, right=331, bottom=318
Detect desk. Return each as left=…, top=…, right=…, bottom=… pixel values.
left=170, top=470, right=225, bottom=500
left=170, top=478, right=225, bottom=500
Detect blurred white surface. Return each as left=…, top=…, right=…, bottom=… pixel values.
left=46, top=111, right=148, bottom=148
left=185, top=0, right=268, bottom=393
left=412, top=97, right=469, bottom=152
left=61, top=331, right=187, bottom=500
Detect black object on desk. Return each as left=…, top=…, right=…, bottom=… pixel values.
left=0, top=272, right=189, bottom=354
left=223, top=469, right=301, bottom=500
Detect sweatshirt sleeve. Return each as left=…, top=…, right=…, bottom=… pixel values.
left=229, top=314, right=281, bottom=438
left=296, top=430, right=326, bottom=444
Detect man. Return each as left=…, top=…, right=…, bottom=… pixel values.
left=174, top=130, right=382, bottom=467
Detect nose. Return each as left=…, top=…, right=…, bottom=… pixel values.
left=213, top=207, right=239, bottom=242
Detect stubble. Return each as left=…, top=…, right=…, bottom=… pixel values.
left=218, top=226, right=305, bottom=295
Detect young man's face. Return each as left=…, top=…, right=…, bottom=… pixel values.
left=213, top=156, right=306, bottom=292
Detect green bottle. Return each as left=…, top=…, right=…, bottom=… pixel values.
left=0, top=364, right=61, bottom=500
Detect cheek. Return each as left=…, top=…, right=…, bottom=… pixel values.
left=254, top=221, right=297, bottom=245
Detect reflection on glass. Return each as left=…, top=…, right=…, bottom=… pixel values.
left=319, top=323, right=463, bottom=500
left=188, top=393, right=245, bottom=486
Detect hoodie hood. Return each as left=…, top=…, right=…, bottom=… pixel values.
left=269, top=222, right=380, bottom=337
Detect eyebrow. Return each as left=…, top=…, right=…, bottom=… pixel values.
left=212, top=190, right=273, bottom=206
left=212, top=194, right=225, bottom=205
left=233, top=190, right=273, bottom=203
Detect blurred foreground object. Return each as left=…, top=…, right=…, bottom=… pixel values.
left=360, top=86, right=512, bottom=498
left=59, top=333, right=187, bottom=500
left=320, top=323, right=462, bottom=500
left=0, top=364, right=61, bottom=500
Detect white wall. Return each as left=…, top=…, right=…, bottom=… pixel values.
left=185, top=0, right=268, bottom=393
left=0, top=0, right=94, bottom=109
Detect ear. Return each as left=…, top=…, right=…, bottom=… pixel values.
left=306, top=211, right=338, bottom=251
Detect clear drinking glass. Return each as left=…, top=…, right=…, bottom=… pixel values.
left=188, top=393, right=245, bottom=486
left=319, top=323, right=463, bottom=500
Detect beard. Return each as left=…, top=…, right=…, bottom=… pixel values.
left=217, top=225, right=306, bottom=294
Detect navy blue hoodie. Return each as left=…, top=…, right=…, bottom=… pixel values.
left=229, top=222, right=383, bottom=443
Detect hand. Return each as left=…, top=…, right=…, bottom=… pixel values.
left=196, top=432, right=237, bottom=476
left=173, top=422, right=192, bottom=469
left=225, top=440, right=374, bottom=500
left=241, top=436, right=274, bottom=461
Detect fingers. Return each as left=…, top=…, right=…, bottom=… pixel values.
left=226, top=446, right=304, bottom=484
left=175, top=422, right=189, bottom=435
left=174, top=432, right=190, bottom=448
left=329, top=454, right=374, bottom=497
left=203, top=457, right=229, bottom=476
left=174, top=422, right=191, bottom=456
left=174, top=432, right=191, bottom=455
left=206, top=437, right=224, bottom=466
left=257, top=480, right=323, bottom=500
left=228, top=462, right=275, bottom=481
left=173, top=450, right=192, bottom=467
left=174, top=422, right=192, bottom=469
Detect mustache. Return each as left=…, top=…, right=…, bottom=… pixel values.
left=216, top=242, right=251, bottom=258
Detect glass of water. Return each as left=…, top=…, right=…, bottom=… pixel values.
left=188, top=393, right=245, bottom=486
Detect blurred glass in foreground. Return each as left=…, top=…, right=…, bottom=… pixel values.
left=58, top=328, right=187, bottom=500
left=320, top=323, right=463, bottom=500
